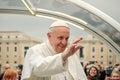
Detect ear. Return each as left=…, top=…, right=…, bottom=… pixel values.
left=47, top=32, right=51, bottom=39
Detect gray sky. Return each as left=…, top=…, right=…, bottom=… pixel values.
left=0, top=0, right=120, bottom=41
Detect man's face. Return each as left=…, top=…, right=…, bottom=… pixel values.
left=48, top=26, right=70, bottom=53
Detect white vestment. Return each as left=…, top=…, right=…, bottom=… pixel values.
left=21, top=40, right=87, bottom=80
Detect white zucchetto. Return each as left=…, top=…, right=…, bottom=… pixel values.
left=49, top=20, right=69, bottom=28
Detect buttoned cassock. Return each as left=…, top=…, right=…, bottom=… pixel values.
left=21, top=40, right=87, bottom=80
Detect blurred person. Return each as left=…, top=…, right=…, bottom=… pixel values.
left=105, top=76, right=111, bottom=80
left=105, top=66, right=115, bottom=80
left=105, top=66, right=111, bottom=80
left=113, top=64, right=120, bottom=73
left=114, top=64, right=120, bottom=68
left=111, top=70, right=120, bottom=80
left=94, top=61, right=102, bottom=71
left=84, top=61, right=102, bottom=77
left=84, top=61, right=90, bottom=76
left=3, top=69, right=18, bottom=80
left=17, top=64, right=23, bottom=80
left=99, top=66, right=106, bottom=80
left=21, top=20, right=87, bottom=80
left=106, top=66, right=114, bottom=77
left=117, top=65, right=120, bottom=71
left=87, top=65, right=100, bottom=80
left=94, top=61, right=106, bottom=80
left=0, top=64, right=11, bottom=80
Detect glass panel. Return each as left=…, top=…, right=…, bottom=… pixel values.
left=0, top=0, right=27, bottom=9
left=23, top=0, right=120, bottom=47
left=0, top=0, right=120, bottom=55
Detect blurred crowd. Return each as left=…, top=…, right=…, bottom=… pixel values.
left=84, top=61, right=120, bottom=80
left=0, top=61, right=120, bottom=80
left=0, top=64, right=23, bottom=80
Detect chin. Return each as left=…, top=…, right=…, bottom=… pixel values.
left=56, top=48, right=65, bottom=53
left=57, top=50, right=64, bottom=53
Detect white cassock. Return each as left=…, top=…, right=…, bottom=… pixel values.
left=21, top=40, right=87, bottom=80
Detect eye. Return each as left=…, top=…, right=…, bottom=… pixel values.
left=58, top=36, right=63, bottom=40
left=58, top=36, right=69, bottom=40
left=66, top=37, right=69, bottom=40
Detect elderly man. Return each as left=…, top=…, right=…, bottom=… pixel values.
left=22, top=20, right=87, bottom=80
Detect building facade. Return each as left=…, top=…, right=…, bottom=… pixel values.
left=0, top=31, right=42, bottom=72
left=78, top=35, right=120, bottom=67
left=0, top=31, right=119, bottom=72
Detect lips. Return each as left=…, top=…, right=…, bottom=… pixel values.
left=58, top=44, right=66, bottom=48
left=58, top=46, right=65, bottom=49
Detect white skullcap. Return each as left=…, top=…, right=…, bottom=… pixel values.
left=49, top=20, right=69, bottom=28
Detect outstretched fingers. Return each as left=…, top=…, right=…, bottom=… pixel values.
left=70, top=44, right=82, bottom=54
left=72, top=37, right=83, bottom=44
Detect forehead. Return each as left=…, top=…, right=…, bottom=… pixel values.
left=112, top=72, right=120, bottom=76
left=51, top=26, right=70, bottom=32
left=90, top=67, right=96, bottom=70
left=90, top=67, right=98, bottom=70
left=52, top=27, right=70, bottom=37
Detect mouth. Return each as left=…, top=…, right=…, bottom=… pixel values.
left=58, top=44, right=66, bottom=49
left=58, top=46, right=65, bottom=50
left=90, top=72, right=96, bottom=75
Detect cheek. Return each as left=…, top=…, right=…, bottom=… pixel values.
left=50, top=38, right=59, bottom=47
left=49, top=36, right=55, bottom=43
left=90, top=70, right=96, bottom=74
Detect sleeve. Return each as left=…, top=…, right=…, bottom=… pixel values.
left=21, top=49, right=35, bottom=79
left=31, top=54, right=68, bottom=77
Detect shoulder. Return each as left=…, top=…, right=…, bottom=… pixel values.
left=30, top=42, right=45, bottom=50
left=26, top=42, right=47, bottom=56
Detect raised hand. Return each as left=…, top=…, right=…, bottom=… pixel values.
left=62, top=37, right=83, bottom=60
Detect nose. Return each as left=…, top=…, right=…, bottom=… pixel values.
left=61, top=39, right=68, bottom=45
